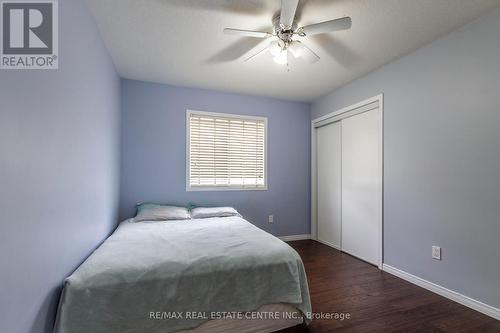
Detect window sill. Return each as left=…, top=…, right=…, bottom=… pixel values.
left=186, top=186, right=268, bottom=192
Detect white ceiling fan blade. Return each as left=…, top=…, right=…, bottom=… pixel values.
left=242, top=39, right=272, bottom=62
left=280, top=0, right=299, bottom=30
left=288, top=41, right=320, bottom=63
left=301, top=17, right=352, bottom=36
left=223, top=28, right=272, bottom=38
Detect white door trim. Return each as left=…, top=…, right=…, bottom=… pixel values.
left=311, top=94, right=384, bottom=269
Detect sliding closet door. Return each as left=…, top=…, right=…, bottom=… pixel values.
left=316, top=121, right=341, bottom=248
left=341, top=109, right=380, bottom=265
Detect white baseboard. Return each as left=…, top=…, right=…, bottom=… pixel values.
left=278, top=234, right=311, bottom=241
left=382, top=264, right=500, bottom=321
left=315, top=238, right=341, bottom=250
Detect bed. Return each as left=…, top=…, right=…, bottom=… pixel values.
left=54, top=216, right=312, bottom=333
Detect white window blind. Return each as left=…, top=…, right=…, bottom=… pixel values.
left=187, top=111, right=267, bottom=190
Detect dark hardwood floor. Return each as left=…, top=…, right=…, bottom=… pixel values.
left=279, top=240, right=500, bottom=333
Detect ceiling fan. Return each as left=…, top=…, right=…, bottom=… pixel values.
left=223, top=0, right=352, bottom=65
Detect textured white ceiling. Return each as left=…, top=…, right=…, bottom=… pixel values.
left=86, top=0, right=500, bottom=102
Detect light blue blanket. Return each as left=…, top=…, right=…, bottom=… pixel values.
left=54, top=216, right=311, bottom=333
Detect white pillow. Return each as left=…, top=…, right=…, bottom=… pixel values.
left=190, top=207, right=240, bottom=219
left=134, top=203, right=190, bottom=222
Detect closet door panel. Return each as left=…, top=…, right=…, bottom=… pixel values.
left=341, top=110, right=380, bottom=265
left=316, top=122, right=342, bottom=248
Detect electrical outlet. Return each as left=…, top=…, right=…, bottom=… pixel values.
left=268, top=215, right=274, bottom=224
left=432, top=246, right=441, bottom=260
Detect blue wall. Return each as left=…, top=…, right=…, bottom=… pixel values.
left=312, top=7, right=500, bottom=309
left=120, top=79, right=311, bottom=236
left=0, top=0, right=120, bottom=332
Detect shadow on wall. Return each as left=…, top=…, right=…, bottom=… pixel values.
left=30, top=286, right=62, bottom=333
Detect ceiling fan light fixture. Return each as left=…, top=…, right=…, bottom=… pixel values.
left=223, top=0, right=352, bottom=66
left=273, top=49, right=288, bottom=65
left=288, top=42, right=303, bottom=58
left=269, top=40, right=284, bottom=57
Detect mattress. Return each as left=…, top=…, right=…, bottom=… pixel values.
left=54, top=216, right=311, bottom=333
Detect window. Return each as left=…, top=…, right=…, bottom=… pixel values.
left=187, top=110, right=267, bottom=191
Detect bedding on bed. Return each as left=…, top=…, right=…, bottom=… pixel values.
left=134, top=203, right=191, bottom=221
left=190, top=206, right=240, bottom=219
left=54, top=216, right=311, bottom=333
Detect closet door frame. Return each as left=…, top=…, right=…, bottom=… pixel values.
left=311, top=94, right=384, bottom=269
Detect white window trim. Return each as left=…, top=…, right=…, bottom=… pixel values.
left=186, top=109, right=268, bottom=192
